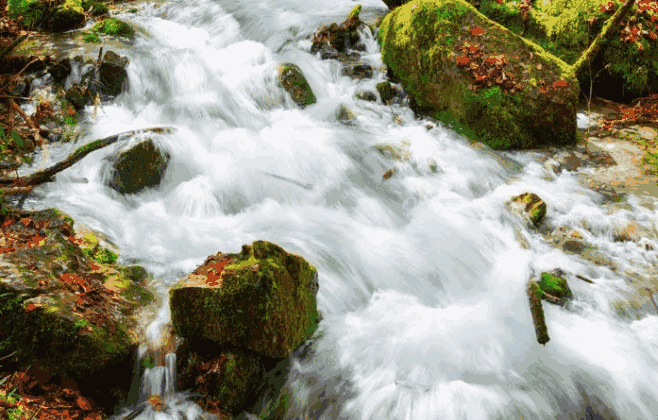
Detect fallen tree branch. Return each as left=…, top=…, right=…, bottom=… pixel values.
left=572, top=0, right=637, bottom=79
left=527, top=281, right=550, bottom=345
left=0, top=127, right=176, bottom=188
left=0, top=35, right=28, bottom=61
left=575, top=274, right=595, bottom=284
left=9, top=98, right=44, bottom=147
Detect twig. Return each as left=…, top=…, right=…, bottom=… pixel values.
left=0, top=35, right=28, bottom=61
left=8, top=99, right=44, bottom=146
left=0, top=127, right=176, bottom=187
left=575, top=274, right=595, bottom=284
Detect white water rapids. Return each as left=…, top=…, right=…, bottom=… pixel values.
left=19, top=0, right=658, bottom=418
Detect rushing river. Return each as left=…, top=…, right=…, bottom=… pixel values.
left=20, top=0, right=658, bottom=418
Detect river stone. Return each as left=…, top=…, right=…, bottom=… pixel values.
left=547, top=225, right=590, bottom=254
left=508, top=192, right=547, bottom=227
left=531, top=269, right=573, bottom=306
left=176, top=339, right=273, bottom=414
left=341, top=63, right=374, bottom=79
left=277, top=63, right=316, bottom=109
left=378, top=0, right=579, bottom=150
left=107, top=139, right=170, bottom=194
left=49, top=4, right=86, bottom=32
left=336, top=104, right=357, bottom=125
left=96, top=50, right=130, bottom=97
left=355, top=90, right=377, bottom=102
left=170, top=240, right=320, bottom=358
left=310, top=5, right=365, bottom=55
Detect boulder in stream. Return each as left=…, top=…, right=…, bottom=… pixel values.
left=378, top=0, right=579, bottom=149
left=310, top=5, right=366, bottom=56
left=0, top=208, right=155, bottom=413
left=277, top=63, right=316, bottom=109
left=531, top=269, right=573, bottom=306
left=170, top=240, right=320, bottom=358
left=95, top=50, right=130, bottom=97
left=507, top=192, right=547, bottom=227
left=106, top=138, right=171, bottom=194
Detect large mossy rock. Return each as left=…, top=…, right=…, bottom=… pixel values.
left=478, top=0, right=658, bottom=102
left=170, top=241, right=320, bottom=358
left=378, top=0, right=579, bottom=149
left=276, top=63, right=316, bottom=109
left=507, top=192, right=547, bottom=227
left=49, top=2, right=86, bottom=32
left=0, top=208, right=154, bottom=412
left=107, top=139, right=170, bottom=194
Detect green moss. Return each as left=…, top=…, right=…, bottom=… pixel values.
left=277, top=63, right=317, bottom=108
left=538, top=272, right=573, bottom=301
left=89, top=2, right=108, bottom=16
left=379, top=0, right=579, bottom=149
left=92, top=18, right=135, bottom=37
left=348, top=4, right=362, bottom=20
left=6, top=0, right=47, bottom=29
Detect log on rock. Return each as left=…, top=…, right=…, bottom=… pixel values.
left=0, top=127, right=176, bottom=188
left=528, top=281, right=550, bottom=345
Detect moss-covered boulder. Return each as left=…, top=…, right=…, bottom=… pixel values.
left=170, top=241, right=320, bottom=358
left=507, top=192, right=547, bottom=227
left=378, top=0, right=579, bottom=149
left=106, top=138, right=170, bottom=194
left=277, top=63, right=316, bottom=109
left=49, top=1, right=85, bottom=32
left=477, top=0, right=658, bottom=102
left=91, top=17, right=135, bottom=37
left=355, top=90, right=377, bottom=102
left=0, top=208, right=154, bottom=413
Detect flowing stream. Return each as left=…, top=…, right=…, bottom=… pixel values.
left=19, top=0, right=658, bottom=418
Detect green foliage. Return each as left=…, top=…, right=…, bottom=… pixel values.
left=141, top=354, right=155, bottom=369
left=94, top=248, right=118, bottom=264
left=89, top=2, right=108, bottom=16
left=81, top=30, right=101, bottom=43
left=7, top=0, right=47, bottom=29
left=347, top=4, right=362, bottom=20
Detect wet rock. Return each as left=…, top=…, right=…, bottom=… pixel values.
left=276, top=63, right=316, bottom=109
left=376, top=81, right=395, bottom=103
left=531, top=269, right=573, bottom=306
left=49, top=5, right=85, bottom=32
left=355, top=90, right=377, bottom=102
left=383, top=0, right=409, bottom=9
left=319, top=46, right=339, bottom=60
left=507, top=192, right=547, bottom=227
left=107, top=139, right=170, bottom=194
left=48, top=58, right=72, bottom=85
left=547, top=225, right=590, bottom=254
left=95, top=50, right=129, bottom=97
left=336, top=103, right=357, bottom=125
left=375, top=142, right=411, bottom=162
left=65, top=83, right=92, bottom=111
left=170, top=241, right=320, bottom=358
left=91, top=18, right=135, bottom=38
left=341, top=63, right=373, bottom=80
left=310, top=5, right=367, bottom=54
left=612, top=221, right=644, bottom=243
left=176, top=340, right=274, bottom=414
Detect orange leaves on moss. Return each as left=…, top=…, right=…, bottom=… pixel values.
left=470, top=25, right=485, bottom=36
left=553, top=80, right=568, bottom=88
left=457, top=56, right=471, bottom=66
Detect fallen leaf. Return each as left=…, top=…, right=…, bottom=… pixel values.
left=470, top=26, right=485, bottom=36
left=76, top=395, right=92, bottom=411
left=457, top=56, right=471, bottom=66
left=553, top=80, right=568, bottom=88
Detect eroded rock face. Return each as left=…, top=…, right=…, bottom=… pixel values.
left=276, top=63, right=316, bottom=109
left=378, top=0, right=579, bottom=149
left=170, top=241, right=320, bottom=359
left=107, top=139, right=170, bottom=194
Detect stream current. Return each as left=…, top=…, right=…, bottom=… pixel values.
left=19, top=0, right=658, bottom=418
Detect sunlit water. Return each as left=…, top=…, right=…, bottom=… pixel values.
left=19, top=0, right=658, bottom=419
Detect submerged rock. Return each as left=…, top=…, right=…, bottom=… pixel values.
left=277, top=63, right=316, bottom=109
left=170, top=240, right=320, bottom=358
left=107, top=139, right=170, bottom=194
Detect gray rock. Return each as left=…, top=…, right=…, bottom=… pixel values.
left=107, top=139, right=170, bottom=194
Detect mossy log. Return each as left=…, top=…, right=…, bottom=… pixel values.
left=527, top=281, right=550, bottom=345
left=0, top=127, right=176, bottom=189
left=572, top=0, right=637, bottom=79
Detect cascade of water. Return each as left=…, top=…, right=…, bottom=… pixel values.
left=21, top=0, right=658, bottom=419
